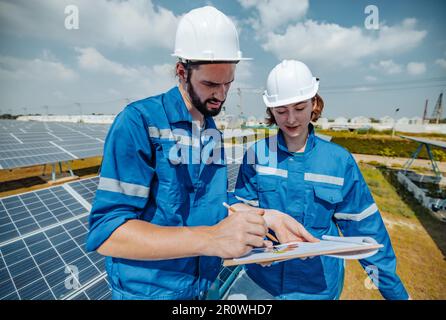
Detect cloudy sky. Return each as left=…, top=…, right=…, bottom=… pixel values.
left=0, top=0, right=445, bottom=119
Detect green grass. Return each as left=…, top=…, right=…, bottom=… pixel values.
left=359, top=163, right=415, bottom=218
left=315, top=129, right=446, bottom=160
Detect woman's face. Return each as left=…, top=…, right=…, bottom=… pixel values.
left=270, top=99, right=314, bottom=138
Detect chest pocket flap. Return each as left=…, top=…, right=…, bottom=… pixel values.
left=313, top=185, right=343, bottom=204
left=309, top=185, right=343, bottom=228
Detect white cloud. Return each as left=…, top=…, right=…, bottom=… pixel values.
left=435, top=58, right=446, bottom=69
left=406, top=62, right=426, bottom=75
left=261, top=18, right=426, bottom=67
left=0, top=54, right=78, bottom=81
left=75, top=47, right=175, bottom=94
left=239, top=0, right=308, bottom=31
left=370, top=60, right=403, bottom=75
left=76, top=47, right=141, bottom=78
left=365, top=75, right=377, bottom=82
left=0, top=0, right=179, bottom=49
left=234, top=60, right=254, bottom=85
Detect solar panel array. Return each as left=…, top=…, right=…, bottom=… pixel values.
left=0, top=120, right=109, bottom=170
left=0, top=177, right=110, bottom=300
left=1, top=164, right=242, bottom=300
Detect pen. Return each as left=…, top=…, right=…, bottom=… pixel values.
left=222, top=202, right=280, bottom=243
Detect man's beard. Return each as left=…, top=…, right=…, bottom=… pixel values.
left=187, top=81, right=225, bottom=117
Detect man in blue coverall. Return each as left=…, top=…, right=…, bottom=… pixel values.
left=86, top=6, right=315, bottom=300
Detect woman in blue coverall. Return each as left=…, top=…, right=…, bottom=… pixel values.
left=227, top=60, right=409, bottom=300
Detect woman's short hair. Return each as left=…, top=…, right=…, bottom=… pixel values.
left=265, top=93, right=324, bottom=126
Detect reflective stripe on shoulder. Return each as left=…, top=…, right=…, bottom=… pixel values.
left=334, top=203, right=378, bottom=222
left=148, top=127, right=174, bottom=140
left=148, top=126, right=160, bottom=138
left=98, top=177, right=150, bottom=198
left=304, top=173, right=344, bottom=186
left=148, top=126, right=195, bottom=146
left=255, top=165, right=288, bottom=178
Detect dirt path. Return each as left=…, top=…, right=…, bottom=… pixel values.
left=352, top=153, right=446, bottom=173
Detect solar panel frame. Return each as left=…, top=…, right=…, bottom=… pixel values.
left=400, top=135, right=446, bottom=150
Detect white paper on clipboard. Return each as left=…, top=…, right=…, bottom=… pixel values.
left=321, top=235, right=380, bottom=260
left=223, top=235, right=383, bottom=266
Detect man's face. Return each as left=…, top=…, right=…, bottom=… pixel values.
left=186, top=63, right=236, bottom=117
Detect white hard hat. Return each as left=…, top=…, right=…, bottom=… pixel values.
left=263, top=60, right=319, bottom=108
left=172, top=6, right=250, bottom=62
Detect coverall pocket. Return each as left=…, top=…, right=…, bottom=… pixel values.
left=257, top=176, right=280, bottom=209
left=310, top=185, right=343, bottom=228
left=257, top=175, right=279, bottom=192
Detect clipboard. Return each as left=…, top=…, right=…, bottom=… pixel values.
left=223, top=235, right=383, bottom=267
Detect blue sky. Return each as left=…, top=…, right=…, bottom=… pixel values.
left=0, top=0, right=445, bottom=119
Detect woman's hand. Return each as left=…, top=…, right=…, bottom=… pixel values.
left=263, top=209, right=319, bottom=244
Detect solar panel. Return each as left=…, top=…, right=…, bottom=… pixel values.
left=0, top=120, right=109, bottom=169
left=0, top=142, right=55, bottom=152
left=0, top=144, right=75, bottom=169
left=67, top=177, right=100, bottom=205
left=69, top=276, right=111, bottom=300
left=55, top=141, right=104, bottom=159
left=9, top=133, right=55, bottom=144
left=0, top=186, right=91, bottom=246
left=0, top=216, right=107, bottom=300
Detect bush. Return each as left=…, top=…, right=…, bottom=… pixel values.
left=332, top=136, right=446, bottom=160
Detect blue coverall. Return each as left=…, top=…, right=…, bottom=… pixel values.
left=231, top=124, right=409, bottom=300
left=86, top=87, right=228, bottom=299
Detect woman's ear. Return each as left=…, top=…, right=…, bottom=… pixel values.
left=312, top=97, right=318, bottom=112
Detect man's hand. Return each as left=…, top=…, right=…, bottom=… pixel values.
left=207, top=208, right=267, bottom=258
left=263, top=209, right=319, bottom=244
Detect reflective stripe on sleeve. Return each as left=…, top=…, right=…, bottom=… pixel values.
left=98, top=177, right=150, bottom=198
left=334, top=203, right=378, bottom=222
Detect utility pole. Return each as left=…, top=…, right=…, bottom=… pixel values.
left=422, top=99, right=428, bottom=123
left=392, top=107, right=400, bottom=138
left=431, top=93, right=443, bottom=124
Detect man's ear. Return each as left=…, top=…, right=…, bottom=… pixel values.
left=176, top=62, right=187, bottom=82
